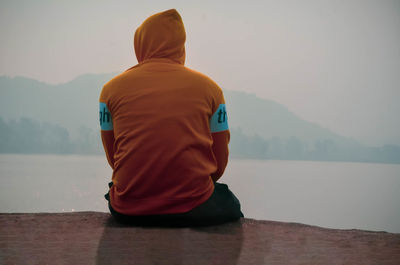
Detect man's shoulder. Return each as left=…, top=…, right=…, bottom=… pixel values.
left=182, top=66, right=222, bottom=91
left=100, top=69, right=131, bottom=101
left=103, top=68, right=134, bottom=89
left=101, top=66, right=140, bottom=96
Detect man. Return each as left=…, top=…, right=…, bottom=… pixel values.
left=99, top=9, right=243, bottom=226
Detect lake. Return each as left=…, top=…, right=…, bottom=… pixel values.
left=0, top=154, right=399, bottom=233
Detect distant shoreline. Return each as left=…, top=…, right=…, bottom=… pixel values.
left=1, top=152, right=399, bottom=165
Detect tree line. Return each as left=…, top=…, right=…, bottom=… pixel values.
left=0, top=117, right=102, bottom=155
left=1, top=117, right=399, bottom=164
left=229, top=128, right=400, bottom=163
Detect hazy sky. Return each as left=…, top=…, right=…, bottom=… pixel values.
left=1, top=0, right=399, bottom=146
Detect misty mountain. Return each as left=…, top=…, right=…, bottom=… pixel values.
left=1, top=74, right=399, bottom=163
left=0, top=74, right=353, bottom=142
left=225, top=90, right=358, bottom=147
left=0, top=74, right=113, bottom=138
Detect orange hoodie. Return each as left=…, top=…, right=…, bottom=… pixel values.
left=99, top=9, right=230, bottom=215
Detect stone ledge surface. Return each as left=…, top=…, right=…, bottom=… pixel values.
left=1, top=212, right=399, bottom=265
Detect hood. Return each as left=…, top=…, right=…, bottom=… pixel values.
left=134, top=9, right=186, bottom=65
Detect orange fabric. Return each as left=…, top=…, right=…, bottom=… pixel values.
left=99, top=9, right=230, bottom=215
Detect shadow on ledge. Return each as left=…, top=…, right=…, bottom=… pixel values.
left=1, top=212, right=400, bottom=265
left=96, top=217, right=245, bottom=265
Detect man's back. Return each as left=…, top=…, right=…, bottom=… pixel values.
left=99, top=9, right=230, bottom=216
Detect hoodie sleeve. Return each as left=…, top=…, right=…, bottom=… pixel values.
left=209, top=91, right=230, bottom=182
left=99, top=92, right=115, bottom=170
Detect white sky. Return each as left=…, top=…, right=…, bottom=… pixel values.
left=1, top=0, right=399, bottom=146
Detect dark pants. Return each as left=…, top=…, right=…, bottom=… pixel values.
left=105, top=182, right=244, bottom=227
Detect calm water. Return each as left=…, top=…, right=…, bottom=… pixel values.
left=0, top=154, right=399, bottom=233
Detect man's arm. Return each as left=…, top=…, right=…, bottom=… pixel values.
left=99, top=102, right=115, bottom=169
left=209, top=103, right=229, bottom=182
left=210, top=130, right=230, bottom=182
left=101, top=130, right=115, bottom=170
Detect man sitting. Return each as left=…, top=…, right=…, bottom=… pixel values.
left=100, top=9, right=243, bottom=226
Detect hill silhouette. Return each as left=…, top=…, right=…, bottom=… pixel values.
left=1, top=74, right=399, bottom=163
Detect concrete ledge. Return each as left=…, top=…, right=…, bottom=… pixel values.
left=1, top=212, right=399, bottom=265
